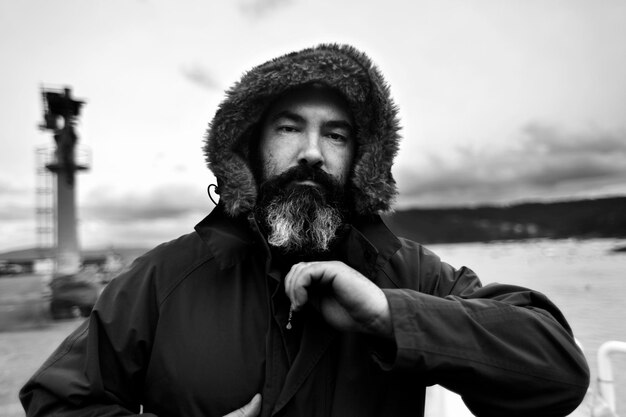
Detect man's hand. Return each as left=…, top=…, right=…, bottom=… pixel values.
left=284, top=261, right=392, bottom=338
left=222, top=394, right=262, bottom=417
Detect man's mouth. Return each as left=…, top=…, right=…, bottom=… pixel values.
left=294, top=180, right=320, bottom=187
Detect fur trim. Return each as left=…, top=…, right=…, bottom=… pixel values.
left=203, top=44, right=401, bottom=217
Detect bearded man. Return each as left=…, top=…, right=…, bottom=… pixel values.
left=21, top=44, right=589, bottom=417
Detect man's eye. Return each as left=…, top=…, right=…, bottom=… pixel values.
left=327, top=132, right=348, bottom=142
left=278, top=126, right=298, bottom=133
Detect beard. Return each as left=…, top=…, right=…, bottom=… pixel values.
left=256, top=165, right=351, bottom=257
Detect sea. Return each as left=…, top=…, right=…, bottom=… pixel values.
left=427, top=238, right=626, bottom=414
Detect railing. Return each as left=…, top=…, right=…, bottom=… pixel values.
left=596, top=341, right=626, bottom=415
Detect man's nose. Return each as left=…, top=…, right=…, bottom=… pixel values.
left=297, top=133, right=323, bottom=168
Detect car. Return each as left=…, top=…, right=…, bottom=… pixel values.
left=0, top=262, right=24, bottom=276
left=48, top=269, right=102, bottom=319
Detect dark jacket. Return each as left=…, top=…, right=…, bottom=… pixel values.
left=20, top=206, right=589, bottom=417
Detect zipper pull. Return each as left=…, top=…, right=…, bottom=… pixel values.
left=286, top=305, right=294, bottom=330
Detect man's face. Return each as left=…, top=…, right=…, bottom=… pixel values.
left=259, top=86, right=356, bottom=186
left=255, top=86, right=356, bottom=256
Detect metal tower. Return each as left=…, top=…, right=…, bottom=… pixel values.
left=39, top=86, right=89, bottom=276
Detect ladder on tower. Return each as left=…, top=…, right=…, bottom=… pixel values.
left=35, top=146, right=55, bottom=250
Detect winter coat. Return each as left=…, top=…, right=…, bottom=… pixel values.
left=20, top=206, right=589, bottom=417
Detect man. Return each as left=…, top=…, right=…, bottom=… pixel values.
left=21, top=44, right=589, bottom=417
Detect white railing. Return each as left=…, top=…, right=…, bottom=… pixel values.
left=596, top=341, right=626, bottom=415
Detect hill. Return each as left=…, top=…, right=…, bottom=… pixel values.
left=384, top=197, right=626, bottom=244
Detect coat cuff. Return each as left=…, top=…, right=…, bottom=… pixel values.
left=373, top=288, right=439, bottom=371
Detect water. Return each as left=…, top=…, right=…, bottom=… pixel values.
left=428, top=238, right=626, bottom=414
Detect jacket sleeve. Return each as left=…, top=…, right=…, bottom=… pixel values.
left=378, top=246, right=590, bottom=417
left=19, top=257, right=160, bottom=417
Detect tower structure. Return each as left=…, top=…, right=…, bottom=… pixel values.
left=39, top=86, right=89, bottom=276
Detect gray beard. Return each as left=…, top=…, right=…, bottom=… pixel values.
left=263, top=187, right=343, bottom=256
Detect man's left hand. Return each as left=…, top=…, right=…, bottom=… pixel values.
left=284, top=261, right=393, bottom=338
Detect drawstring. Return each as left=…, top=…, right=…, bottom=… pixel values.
left=207, top=184, right=220, bottom=206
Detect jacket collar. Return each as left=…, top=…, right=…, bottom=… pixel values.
left=194, top=205, right=265, bottom=270
left=344, top=214, right=402, bottom=274
left=194, top=205, right=402, bottom=273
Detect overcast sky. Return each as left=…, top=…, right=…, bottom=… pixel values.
left=1, top=0, right=625, bottom=252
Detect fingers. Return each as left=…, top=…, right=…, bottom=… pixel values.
left=284, top=262, right=334, bottom=311
left=222, top=393, right=262, bottom=417
left=283, top=261, right=393, bottom=337
left=284, top=262, right=305, bottom=310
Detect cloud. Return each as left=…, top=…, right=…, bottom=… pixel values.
left=396, top=123, right=626, bottom=207
left=0, top=178, right=29, bottom=196
left=0, top=177, right=219, bottom=251
left=520, top=123, right=626, bottom=186
left=237, top=0, right=293, bottom=18
left=0, top=178, right=35, bottom=221
left=522, top=123, right=626, bottom=155
left=82, top=182, right=212, bottom=223
left=0, top=182, right=216, bottom=251
left=77, top=182, right=215, bottom=248
left=0, top=178, right=38, bottom=251
left=0, top=204, right=34, bottom=221
left=0, top=219, right=37, bottom=252
left=180, top=63, right=220, bottom=91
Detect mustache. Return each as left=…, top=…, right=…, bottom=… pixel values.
left=258, top=164, right=342, bottom=197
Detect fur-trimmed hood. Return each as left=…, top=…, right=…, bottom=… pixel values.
left=203, top=44, right=401, bottom=217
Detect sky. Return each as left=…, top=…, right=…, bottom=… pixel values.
left=1, top=0, right=625, bottom=252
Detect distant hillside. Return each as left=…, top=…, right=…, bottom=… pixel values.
left=384, top=197, right=626, bottom=244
